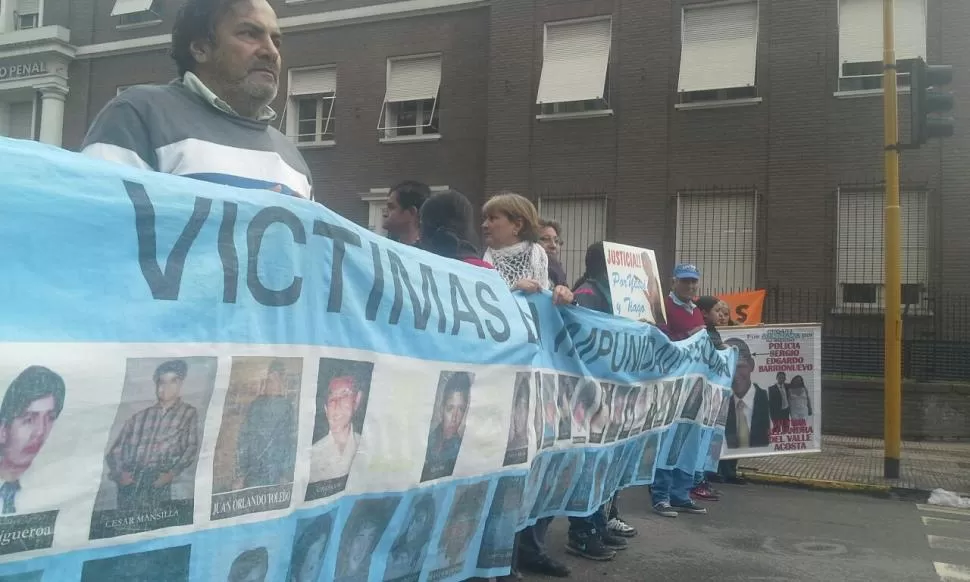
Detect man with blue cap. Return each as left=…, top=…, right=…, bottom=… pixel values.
left=651, top=263, right=709, bottom=518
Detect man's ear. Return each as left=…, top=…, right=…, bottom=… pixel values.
left=190, top=39, right=211, bottom=65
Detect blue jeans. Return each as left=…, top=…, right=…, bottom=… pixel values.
left=651, top=468, right=693, bottom=506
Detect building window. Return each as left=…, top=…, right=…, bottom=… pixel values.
left=379, top=54, right=441, bottom=140
left=536, top=17, right=612, bottom=116
left=838, top=0, right=925, bottom=92
left=14, top=0, right=40, bottom=29
left=677, top=1, right=759, bottom=103
left=676, top=190, right=758, bottom=294
left=836, top=189, right=928, bottom=310
left=111, top=0, right=161, bottom=26
left=286, top=66, right=336, bottom=144
left=537, top=196, right=609, bottom=281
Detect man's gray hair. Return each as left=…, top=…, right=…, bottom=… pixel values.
left=539, top=218, right=563, bottom=237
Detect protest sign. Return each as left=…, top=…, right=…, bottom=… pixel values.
left=717, top=290, right=765, bottom=325
left=719, top=324, right=822, bottom=460
left=602, top=242, right=666, bottom=325
left=0, top=138, right=734, bottom=581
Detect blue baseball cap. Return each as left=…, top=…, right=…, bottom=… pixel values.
left=673, top=263, right=701, bottom=280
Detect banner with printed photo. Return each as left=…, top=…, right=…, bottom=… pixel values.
left=0, top=138, right=735, bottom=582
left=719, top=324, right=822, bottom=460
left=602, top=242, right=667, bottom=325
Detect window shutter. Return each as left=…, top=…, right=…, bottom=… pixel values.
left=385, top=55, right=442, bottom=103
left=289, top=67, right=337, bottom=96
left=901, top=191, right=927, bottom=284
left=839, top=0, right=925, bottom=64
left=17, top=0, right=40, bottom=14
left=536, top=18, right=612, bottom=104
left=110, top=0, right=154, bottom=16
left=678, top=2, right=759, bottom=93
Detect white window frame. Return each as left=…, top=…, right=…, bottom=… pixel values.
left=537, top=196, right=609, bottom=281
left=378, top=54, right=442, bottom=143
left=286, top=66, right=337, bottom=147
left=835, top=188, right=929, bottom=313
left=676, top=0, right=761, bottom=108
left=361, top=186, right=450, bottom=235
left=836, top=0, right=926, bottom=95
left=535, top=16, right=614, bottom=120
left=14, top=0, right=42, bottom=30
left=675, top=190, right=758, bottom=294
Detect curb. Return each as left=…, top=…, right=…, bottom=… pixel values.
left=739, top=471, right=892, bottom=494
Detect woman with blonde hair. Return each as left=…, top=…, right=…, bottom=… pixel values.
left=481, top=192, right=573, bottom=304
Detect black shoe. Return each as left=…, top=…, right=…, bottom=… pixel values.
left=565, top=533, right=617, bottom=561
left=519, top=554, right=572, bottom=577
left=601, top=531, right=629, bottom=550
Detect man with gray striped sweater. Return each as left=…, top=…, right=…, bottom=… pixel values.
left=82, top=0, right=314, bottom=200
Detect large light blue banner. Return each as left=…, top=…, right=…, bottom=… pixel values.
left=0, top=138, right=735, bottom=582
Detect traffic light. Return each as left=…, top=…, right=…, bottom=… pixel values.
left=910, top=57, right=955, bottom=147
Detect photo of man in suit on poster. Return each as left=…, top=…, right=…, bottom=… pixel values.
left=539, top=374, right=557, bottom=449
left=92, top=358, right=217, bottom=539
left=589, top=383, right=613, bottom=444
left=503, top=373, right=530, bottom=466
left=211, top=358, right=301, bottom=520
left=604, top=385, right=630, bottom=443
left=532, top=372, right=543, bottom=450
left=680, top=377, right=705, bottom=422
left=421, top=372, right=474, bottom=482
left=307, top=359, right=373, bottom=501
left=724, top=338, right=771, bottom=449
left=335, top=497, right=401, bottom=582
left=663, top=379, right=684, bottom=427
left=643, top=383, right=660, bottom=430
left=570, top=379, right=598, bottom=443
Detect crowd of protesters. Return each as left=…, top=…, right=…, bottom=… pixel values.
left=74, top=0, right=744, bottom=579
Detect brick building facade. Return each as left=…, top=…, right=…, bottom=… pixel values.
left=1, top=0, right=968, bottom=357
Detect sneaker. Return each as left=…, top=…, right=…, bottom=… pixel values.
left=653, top=502, right=678, bottom=518
left=607, top=517, right=638, bottom=538
left=565, top=533, right=617, bottom=561
left=671, top=500, right=708, bottom=514
left=690, top=483, right=720, bottom=501
left=519, top=554, right=571, bottom=577
left=601, top=531, right=629, bottom=550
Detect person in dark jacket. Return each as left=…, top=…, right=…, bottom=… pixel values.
left=539, top=219, right=569, bottom=287
left=419, top=190, right=492, bottom=269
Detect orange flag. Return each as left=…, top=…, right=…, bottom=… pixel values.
left=718, top=290, right=765, bottom=325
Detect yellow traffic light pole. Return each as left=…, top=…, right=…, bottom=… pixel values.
left=883, top=0, right=902, bottom=479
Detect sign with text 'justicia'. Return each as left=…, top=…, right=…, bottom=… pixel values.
left=0, top=138, right=735, bottom=581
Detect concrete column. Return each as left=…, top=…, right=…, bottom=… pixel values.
left=37, top=85, right=68, bottom=147
left=0, top=0, right=14, bottom=34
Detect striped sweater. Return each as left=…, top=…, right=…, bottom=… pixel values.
left=81, top=78, right=313, bottom=199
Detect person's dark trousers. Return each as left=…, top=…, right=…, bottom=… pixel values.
left=567, top=505, right=607, bottom=536
left=518, top=518, right=570, bottom=577
left=607, top=497, right=619, bottom=521
left=718, top=459, right=739, bottom=479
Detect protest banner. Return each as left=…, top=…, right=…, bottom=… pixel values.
left=602, top=242, right=666, bottom=325
left=718, top=324, right=822, bottom=460
left=717, top=290, right=765, bottom=326
left=0, top=138, right=734, bottom=581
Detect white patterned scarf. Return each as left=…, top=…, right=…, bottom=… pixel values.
left=483, top=241, right=551, bottom=290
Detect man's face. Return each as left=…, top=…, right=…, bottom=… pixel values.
left=193, top=0, right=281, bottom=115
left=672, top=277, right=699, bottom=302
left=407, top=507, right=430, bottom=544
left=156, top=372, right=183, bottom=405
left=349, top=524, right=378, bottom=570
left=777, top=373, right=787, bottom=385
left=325, top=377, right=359, bottom=432
left=441, top=391, right=468, bottom=439
left=0, top=395, right=57, bottom=474
left=538, top=226, right=560, bottom=258
left=733, top=358, right=753, bottom=396
left=383, top=191, right=415, bottom=236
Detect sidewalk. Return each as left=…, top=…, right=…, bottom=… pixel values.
left=738, top=435, right=970, bottom=495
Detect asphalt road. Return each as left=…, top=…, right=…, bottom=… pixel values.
left=526, top=483, right=970, bottom=581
